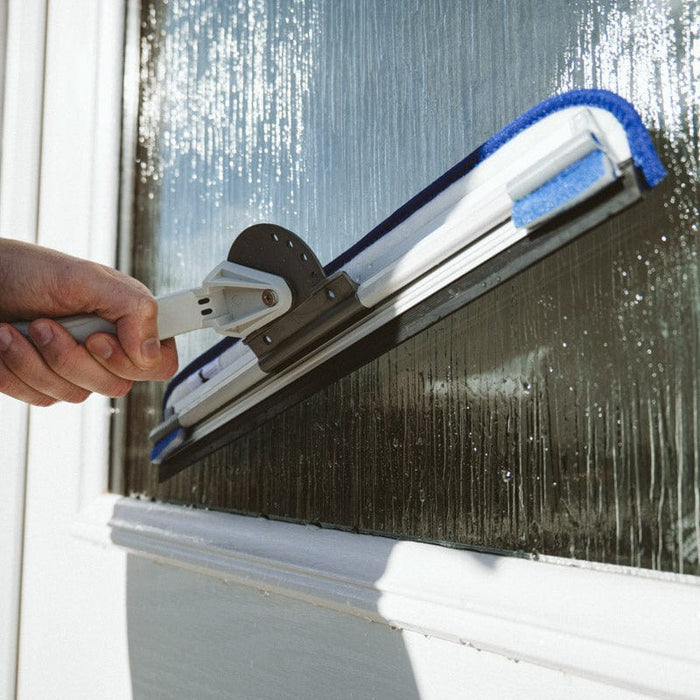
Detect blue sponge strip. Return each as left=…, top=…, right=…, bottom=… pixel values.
left=511, top=149, right=611, bottom=229
left=161, top=89, right=666, bottom=411
left=150, top=427, right=186, bottom=464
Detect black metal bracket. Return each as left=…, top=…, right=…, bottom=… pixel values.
left=245, top=271, right=363, bottom=373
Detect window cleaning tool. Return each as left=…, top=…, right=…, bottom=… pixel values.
left=13, top=254, right=295, bottom=343
left=19, top=90, right=667, bottom=478
left=147, top=90, right=666, bottom=478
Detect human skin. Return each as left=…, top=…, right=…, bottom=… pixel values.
left=0, top=238, right=178, bottom=406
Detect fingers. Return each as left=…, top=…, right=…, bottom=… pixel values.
left=0, top=317, right=178, bottom=407
left=0, top=320, right=139, bottom=406
left=85, top=332, right=178, bottom=382
left=28, top=320, right=135, bottom=397
left=86, top=272, right=164, bottom=371
left=0, top=334, right=58, bottom=406
left=0, top=323, right=89, bottom=406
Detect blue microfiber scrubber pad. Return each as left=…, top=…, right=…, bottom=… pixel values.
left=512, top=149, right=615, bottom=229
left=478, top=89, right=667, bottom=188
left=327, top=89, right=665, bottom=276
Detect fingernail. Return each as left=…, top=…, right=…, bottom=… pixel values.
left=0, top=326, right=12, bottom=351
left=88, top=335, right=113, bottom=360
left=29, top=320, right=54, bottom=348
left=141, top=337, right=161, bottom=364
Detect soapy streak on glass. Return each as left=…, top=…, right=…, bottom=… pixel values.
left=125, top=0, right=700, bottom=574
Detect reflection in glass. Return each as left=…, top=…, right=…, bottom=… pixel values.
left=125, top=0, right=700, bottom=575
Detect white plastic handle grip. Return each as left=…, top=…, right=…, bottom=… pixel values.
left=11, top=261, right=292, bottom=344
left=11, top=290, right=210, bottom=343
left=12, top=315, right=118, bottom=344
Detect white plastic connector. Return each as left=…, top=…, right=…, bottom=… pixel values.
left=12, top=261, right=293, bottom=343
left=156, top=261, right=293, bottom=339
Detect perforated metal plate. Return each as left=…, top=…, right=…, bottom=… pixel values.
left=228, top=224, right=362, bottom=372
left=227, top=223, right=326, bottom=306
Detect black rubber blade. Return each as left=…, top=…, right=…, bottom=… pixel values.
left=227, top=223, right=326, bottom=306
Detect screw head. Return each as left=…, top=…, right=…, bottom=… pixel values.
left=261, top=289, right=278, bottom=307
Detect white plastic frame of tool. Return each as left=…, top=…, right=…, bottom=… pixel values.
left=153, top=95, right=664, bottom=464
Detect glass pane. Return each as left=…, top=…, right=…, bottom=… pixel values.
left=124, top=0, right=700, bottom=575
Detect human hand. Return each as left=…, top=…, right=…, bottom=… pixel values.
left=0, top=238, right=178, bottom=406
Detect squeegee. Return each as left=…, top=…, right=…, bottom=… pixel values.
left=18, top=90, right=667, bottom=478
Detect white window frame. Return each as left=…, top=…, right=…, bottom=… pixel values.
left=2, top=1, right=699, bottom=696
left=0, top=0, right=126, bottom=694
left=0, top=3, right=44, bottom=696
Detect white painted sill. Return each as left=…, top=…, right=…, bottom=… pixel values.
left=75, top=493, right=700, bottom=698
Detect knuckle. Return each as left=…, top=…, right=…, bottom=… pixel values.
left=33, top=396, right=57, bottom=408
left=64, top=388, right=91, bottom=404
left=129, top=277, right=152, bottom=297
left=42, top=340, right=79, bottom=374
left=47, top=349, right=73, bottom=375
left=136, top=294, right=158, bottom=322
left=108, top=379, right=133, bottom=398
left=2, top=344, right=32, bottom=375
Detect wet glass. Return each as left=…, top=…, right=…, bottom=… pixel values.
left=124, top=0, right=700, bottom=575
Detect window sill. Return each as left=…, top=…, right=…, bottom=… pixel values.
left=74, top=494, right=700, bottom=697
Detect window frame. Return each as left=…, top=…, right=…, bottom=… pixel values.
left=1, top=0, right=127, bottom=694
left=6, top=1, right=695, bottom=695
left=103, top=495, right=700, bottom=696
left=0, top=3, right=44, bottom=695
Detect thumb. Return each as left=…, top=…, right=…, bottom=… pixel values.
left=115, top=294, right=162, bottom=370
left=93, top=279, right=163, bottom=370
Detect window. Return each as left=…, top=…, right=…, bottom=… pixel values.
left=121, top=0, right=700, bottom=575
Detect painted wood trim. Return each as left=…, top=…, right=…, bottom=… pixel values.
left=0, top=2, right=48, bottom=698
left=15, top=3, right=128, bottom=697
left=109, top=0, right=144, bottom=495
left=101, top=495, right=700, bottom=698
